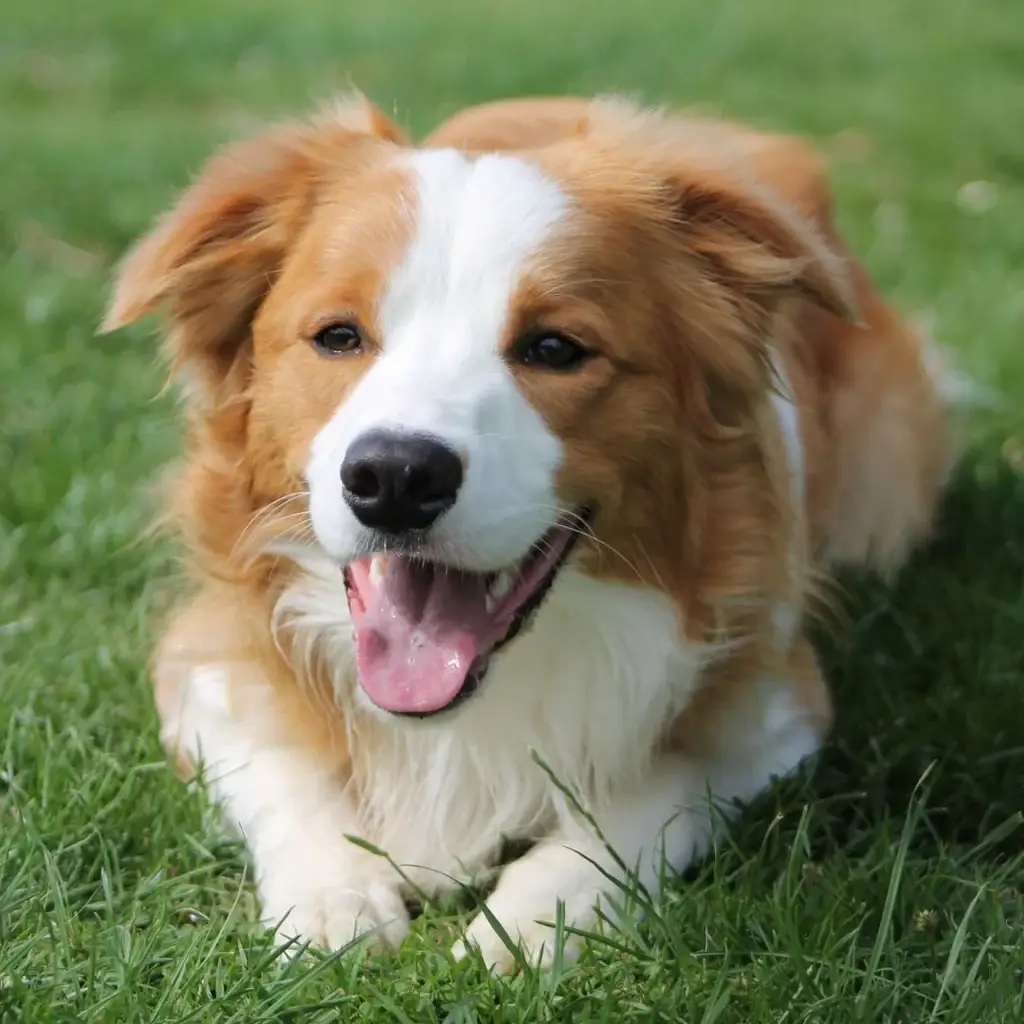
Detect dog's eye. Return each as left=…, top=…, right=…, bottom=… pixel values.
left=312, top=322, right=362, bottom=356
left=513, top=332, right=590, bottom=371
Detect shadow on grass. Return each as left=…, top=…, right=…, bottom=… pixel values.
left=741, top=451, right=1024, bottom=869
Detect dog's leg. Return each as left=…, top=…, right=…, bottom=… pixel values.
left=453, top=638, right=828, bottom=973
left=160, top=655, right=410, bottom=953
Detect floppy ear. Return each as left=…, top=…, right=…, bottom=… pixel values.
left=578, top=97, right=856, bottom=322
left=100, top=94, right=407, bottom=397
left=670, top=162, right=858, bottom=322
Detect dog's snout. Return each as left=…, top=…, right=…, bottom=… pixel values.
left=341, top=430, right=464, bottom=533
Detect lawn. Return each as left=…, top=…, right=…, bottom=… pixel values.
left=3, top=0, right=1024, bottom=1019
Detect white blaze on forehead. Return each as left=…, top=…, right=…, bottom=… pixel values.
left=306, top=147, right=575, bottom=570
left=379, top=148, right=569, bottom=341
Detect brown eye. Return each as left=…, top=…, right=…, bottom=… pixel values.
left=513, top=331, right=590, bottom=371
left=312, top=322, right=362, bottom=356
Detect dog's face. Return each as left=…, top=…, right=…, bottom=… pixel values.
left=276, top=150, right=573, bottom=572
left=105, top=97, right=851, bottom=720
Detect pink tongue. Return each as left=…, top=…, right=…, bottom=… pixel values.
left=352, top=557, right=492, bottom=714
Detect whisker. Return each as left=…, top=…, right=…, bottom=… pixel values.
left=231, top=491, right=311, bottom=564
left=526, top=505, right=647, bottom=580
left=457, top=501, right=649, bottom=583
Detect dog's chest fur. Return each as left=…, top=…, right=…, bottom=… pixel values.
left=272, top=550, right=706, bottom=885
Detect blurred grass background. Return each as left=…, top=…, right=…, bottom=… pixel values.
left=2, top=0, right=1024, bottom=1020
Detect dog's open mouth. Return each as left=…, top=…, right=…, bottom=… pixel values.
left=343, top=509, right=592, bottom=718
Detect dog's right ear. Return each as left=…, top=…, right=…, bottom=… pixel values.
left=100, top=94, right=407, bottom=396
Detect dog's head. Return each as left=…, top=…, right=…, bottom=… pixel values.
left=105, top=95, right=853, bottom=719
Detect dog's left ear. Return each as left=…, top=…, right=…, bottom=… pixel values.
left=99, top=94, right=408, bottom=395
left=669, top=162, right=858, bottom=322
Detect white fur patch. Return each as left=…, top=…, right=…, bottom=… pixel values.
left=307, top=149, right=571, bottom=572
left=167, top=660, right=410, bottom=951
left=188, top=665, right=231, bottom=715
left=769, top=352, right=805, bottom=646
left=769, top=355, right=804, bottom=511
left=915, top=315, right=995, bottom=409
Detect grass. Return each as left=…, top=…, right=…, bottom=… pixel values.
left=3, top=0, right=1024, bottom=1018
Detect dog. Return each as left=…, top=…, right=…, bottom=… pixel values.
left=102, top=93, right=955, bottom=972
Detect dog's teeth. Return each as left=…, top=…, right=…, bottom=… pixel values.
left=484, top=571, right=513, bottom=614
left=369, top=554, right=385, bottom=586
left=489, top=571, right=513, bottom=601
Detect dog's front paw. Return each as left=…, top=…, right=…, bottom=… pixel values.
left=261, top=872, right=410, bottom=954
left=452, top=909, right=578, bottom=974
left=452, top=851, right=605, bottom=973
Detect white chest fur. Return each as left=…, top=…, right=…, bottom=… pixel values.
left=271, top=550, right=705, bottom=885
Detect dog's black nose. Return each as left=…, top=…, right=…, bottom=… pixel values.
left=341, top=430, right=464, bottom=533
